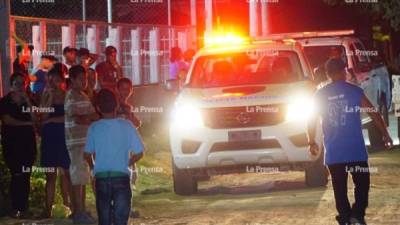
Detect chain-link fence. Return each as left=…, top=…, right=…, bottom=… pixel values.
left=10, top=0, right=186, bottom=25
left=11, top=15, right=196, bottom=85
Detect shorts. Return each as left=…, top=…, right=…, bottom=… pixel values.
left=67, top=145, right=90, bottom=185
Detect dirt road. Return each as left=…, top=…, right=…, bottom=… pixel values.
left=1, top=149, right=399, bottom=225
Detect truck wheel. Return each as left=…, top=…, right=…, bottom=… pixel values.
left=172, top=161, right=198, bottom=195
left=305, top=149, right=328, bottom=187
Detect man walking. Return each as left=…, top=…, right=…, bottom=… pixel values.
left=307, top=58, right=392, bottom=225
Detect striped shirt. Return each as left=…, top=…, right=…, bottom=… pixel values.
left=64, top=89, right=95, bottom=150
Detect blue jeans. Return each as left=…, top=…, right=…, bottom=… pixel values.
left=95, top=176, right=132, bottom=225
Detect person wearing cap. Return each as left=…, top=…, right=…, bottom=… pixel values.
left=307, top=58, right=392, bottom=225
left=78, top=48, right=98, bottom=70
left=63, top=47, right=78, bottom=71
left=95, top=46, right=123, bottom=90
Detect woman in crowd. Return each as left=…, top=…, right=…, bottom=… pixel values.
left=0, top=72, right=38, bottom=219
left=39, top=63, right=72, bottom=218
left=169, top=47, right=189, bottom=81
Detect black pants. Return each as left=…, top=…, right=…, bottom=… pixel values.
left=8, top=168, right=32, bottom=212
left=328, top=161, right=370, bottom=222
left=2, top=127, right=36, bottom=212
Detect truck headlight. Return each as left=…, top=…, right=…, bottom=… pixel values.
left=172, top=104, right=204, bottom=128
left=285, top=95, right=315, bottom=122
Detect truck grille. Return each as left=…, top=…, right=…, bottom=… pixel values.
left=202, top=104, right=286, bottom=129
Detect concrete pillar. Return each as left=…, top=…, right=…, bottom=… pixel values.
left=205, top=0, right=212, bottom=37
left=149, top=28, right=160, bottom=84
left=86, top=27, right=96, bottom=54
left=190, top=0, right=196, bottom=27
left=178, top=31, right=187, bottom=52
left=131, top=29, right=141, bottom=85
left=249, top=0, right=259, bottom=37
left=32, top=25, right=41, bottom=68
left=107, top=27, right=122, bottom=63
left=261, top=1, right=268, bottom=37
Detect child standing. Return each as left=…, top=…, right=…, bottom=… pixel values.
left=84, top=89, right=144, bottom=225
left=65, top=65, right=98, bottom=224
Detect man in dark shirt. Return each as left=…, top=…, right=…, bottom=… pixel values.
left=0, top=73, right=37, bottom=218
left=63, top=46, right=78, bottom=71
left=96, top=46, right=123, bottom=90
left=308, top=58, right=392, bottom=225
left=13, top=45, right=34, bottom=80
left=78, top=48, right=98, bottom=70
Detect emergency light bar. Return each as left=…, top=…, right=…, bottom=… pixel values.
left=254, top=30, right=355, bottom=41
left=204, top=33, right=248, bottom=47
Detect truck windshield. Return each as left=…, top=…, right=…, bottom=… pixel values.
left=303, top=45, right=347, bottom=70
left=188, top=50, right=304, bottom=88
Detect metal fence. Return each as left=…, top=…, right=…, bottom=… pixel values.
left=11, top=16, right=197, bottom=85
left=11, top=0, right=170, bottom=24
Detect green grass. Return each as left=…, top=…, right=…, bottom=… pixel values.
left=1, top=122, right=399, bottom=224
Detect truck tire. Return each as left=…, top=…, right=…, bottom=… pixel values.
left=305, top=149, right=328, bottom=187
left=172, top=161, right=198, bottom=195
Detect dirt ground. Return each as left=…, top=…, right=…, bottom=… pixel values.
left=1, top=150, right=399, bottom=225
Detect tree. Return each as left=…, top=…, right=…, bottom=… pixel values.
left=323, top=0, right=400, bottom=31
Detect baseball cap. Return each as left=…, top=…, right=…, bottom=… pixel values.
left=41, top=55, right=57, bottom=62
left=63, top=46, right=78, bottom=55
left=78, top=48, right=90, bottom=57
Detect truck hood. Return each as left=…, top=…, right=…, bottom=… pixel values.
left=178, top=81, right=315, bottom=108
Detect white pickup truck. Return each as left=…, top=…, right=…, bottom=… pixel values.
left=272, top=30, right=391, bottom=147
left=167, top=36, right=327, bottom=195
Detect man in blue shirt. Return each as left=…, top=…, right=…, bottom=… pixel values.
left=307, top=58, right=392, bottom=225
left=84, top=89, right=144, bottom=225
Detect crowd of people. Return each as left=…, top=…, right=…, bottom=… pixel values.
left=1, top=44, right=145, bottom=225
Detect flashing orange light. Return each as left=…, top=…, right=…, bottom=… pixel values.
left=283, top=38, right=296, bottom=43
left=252, top=40, right=275, bottom=44
left=211, top=92, right=245, bottom=98
left=204, top=32, right=248, bottom=47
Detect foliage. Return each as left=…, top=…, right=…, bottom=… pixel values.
left=323, top=0, right=400, bottom=31
left=0, top=155, right=11, bottom=217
